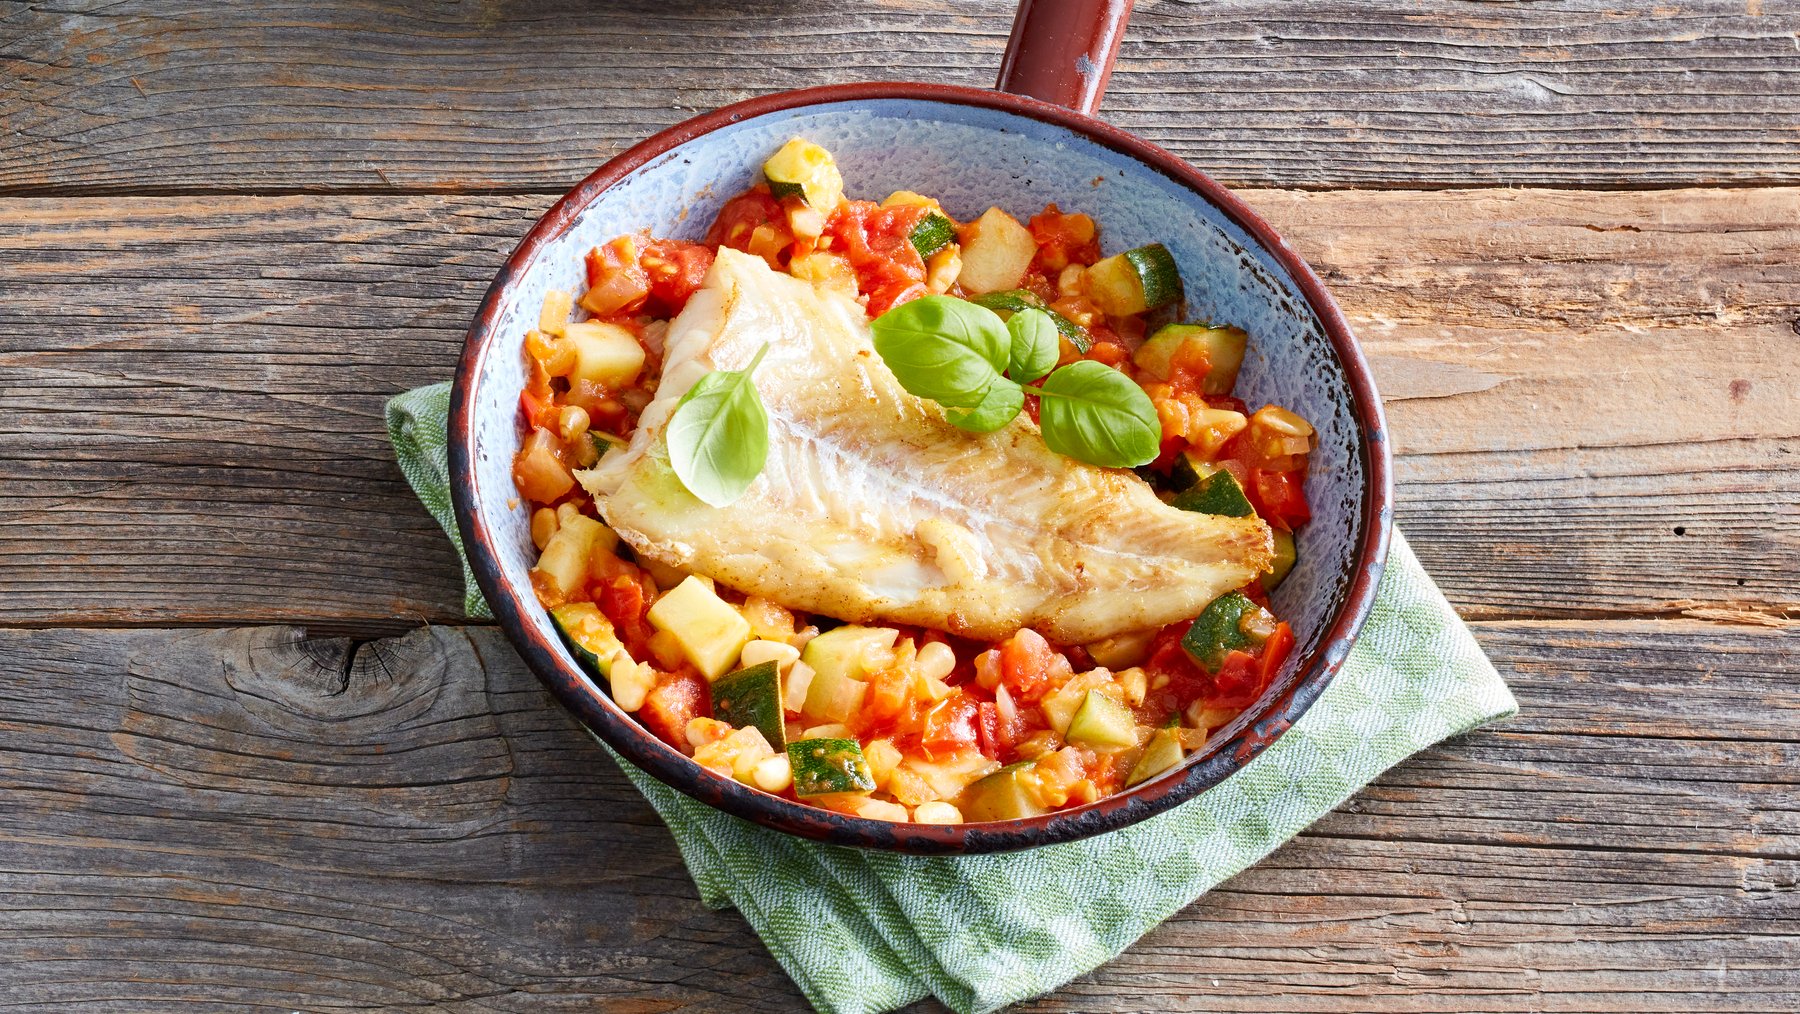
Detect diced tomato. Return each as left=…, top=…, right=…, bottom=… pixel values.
left=1249, top=468, right=1311, bottom=531
left=1209, top=650, right=1261, bottom=708
left=517, top=355, right=557, bottom=430
left=638, top=671, right=710, bottom=751
left=1085, top=340, right=1129, bottom=368
left=919, top=692, right=981, bottom=759
left=858, top=665, right=917, bottom=734
left=867, top=280, right=927, bottom=317
left=1139, top=621, right=1207, bottom=717
left=1240, top=579, right=1272, bottom=609
left=998, top=628, right=1066, bottom=704
left=976, top=702, right=1002, bottom=759
left=825, top=200, right=929, bottom=317
left=979, top=696, right=1033, bottom=759
left=1027, top=204, right=1100, bottom=272
left=519, top=389, right=555, bottom=431
left=1145, top=435, right=1187, bottom=475
left=704, top=185, right=784, bottom=252
left=1258, top=622, right=1295, bottom=689
left=598, top=574, right=653, bottom=658
left=640, top=239, right=714, bottom=315
left=1021, top=270, right=1058, bottom=306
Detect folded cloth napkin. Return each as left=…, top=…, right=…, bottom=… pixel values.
left=388, top=382, right=1517, bottom=1014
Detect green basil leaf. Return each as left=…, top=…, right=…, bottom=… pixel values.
left=666, top=344, right=771, bottom=507
left=1035, top=360, right=1161, bottom=468
left=871, top=296, right=1009, bottom=406
left=945, top=377, right=1025, bottom=433
left=1006, top=308, right=1060, bottom=384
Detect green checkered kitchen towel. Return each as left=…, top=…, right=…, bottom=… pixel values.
left=388, top=382, right=1516, bottom=1014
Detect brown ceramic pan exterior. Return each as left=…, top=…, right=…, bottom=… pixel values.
left=449, top=78, right=1393, bottom=853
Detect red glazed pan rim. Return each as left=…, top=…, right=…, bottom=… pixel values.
left=450, top=82, right=1393, bottom=854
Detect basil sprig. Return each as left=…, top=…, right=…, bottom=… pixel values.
left=945, top=378, right=1025, bottom=434
left=666, top=344, right=771, bottom=507
left=1006, top=308, right=1060, bottom=384
left=869, top=295, right=1009, bottom=407
left=1035, top=360, right=1161, bottom=467
left=870, top=298, right=1159, bottom=468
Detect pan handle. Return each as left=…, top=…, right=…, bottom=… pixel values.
left=995, top=0, right=1135, bottom=116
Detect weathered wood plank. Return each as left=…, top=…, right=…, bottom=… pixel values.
left=1249, top=187, right=1800, bottom=620
left=0, top=620, right=1793, bottom=1011
left=1, top=187, right=1794, bottom=627
left=3, top=0, right=1799, bottom=194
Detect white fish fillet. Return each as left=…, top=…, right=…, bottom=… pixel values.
left=579, top=248, right=1272, bottom=644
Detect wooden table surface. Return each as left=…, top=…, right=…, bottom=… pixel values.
left=3, top=2, right=1797, bottom=1010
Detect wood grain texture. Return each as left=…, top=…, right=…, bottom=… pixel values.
left=1250, top=187, right=1800, bottom=621
left=2, top=187, right=1794, bottom=628
left=0, top=620, right=1793, bottom=1011
left=3, top=0, right=1799, bottom=194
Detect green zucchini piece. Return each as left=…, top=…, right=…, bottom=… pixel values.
left=1065, top=689, right=1137, bottom=750
left=799, top=625, right=896, bottom=721
left=1171, top=469, right=1255, bottom=517
left=762, top=138, right=844, bottom=209
left=1131, top=323, right=1193, bottom=380
left=787, top=738, right=876, bottom=797
left=711, top=661, right=785, bottom=748
left=1126, top=728, right=1185, bottom=786
left=1191, top=326, right=1248, bottom=394
left=1132, top=324, right=1246, bottom=394
left=1133, top=464, right=1166, bottom=489
left=550, top=602, right=628, bottom=679
left=960, top=761, right=1047, bottom=821
left=1263, top=528, right=1297, bottom=592
left=1088, top=243, right=1184, bottom=315
left=967, top=289, right=1092, bottom=352
left=1125, top=244, right=1183, bottom=310
left=1181, top=591, right=1256, bottom=672
left=908, top=213, right=957, bottom=259
left=1166, top=448, right=1209, bottom=491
